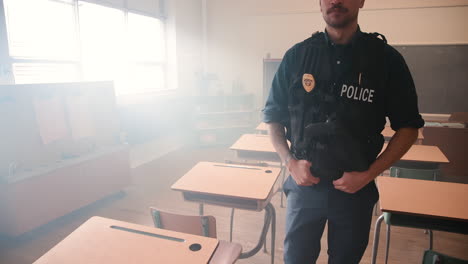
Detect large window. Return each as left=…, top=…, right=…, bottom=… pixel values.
left=126, top=12, right=166, bottom=93
left=4, top=0, right=80, bottom=83
left=2, top=0, right=168, bottom=94
left=79, top=2, right=125, bottom=87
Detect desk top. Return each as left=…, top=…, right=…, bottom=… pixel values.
left=377, top=177, right=468, bottom=221
left=33, top=216, right=219, bottom=264
left=172, top=162, right=281, bottom=201
left=256, top=122, right=268, bottom=132
left=230, top=134, right=276, bottom=153
left=424, top=121, right=467, bottom=128
left=382, top=143, right=449, bottom=164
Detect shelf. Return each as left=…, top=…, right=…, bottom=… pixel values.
left=192, top=93, right=257, bottom=145
left=195, top=125, right=253, bottom=131
left=195, top=110, right=254, bottom=115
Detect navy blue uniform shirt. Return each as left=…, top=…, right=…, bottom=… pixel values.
left=263, top=29, right=424, bottom=133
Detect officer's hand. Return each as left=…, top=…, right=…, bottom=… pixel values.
left=333, top=171, right=372, bottom=194
left=287, top=159, right=320, bottom=186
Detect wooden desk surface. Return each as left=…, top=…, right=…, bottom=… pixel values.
left=377, top=177, right=468, bottom=221
left=256, top=122, right=268, bottom=132
left=230, top=134, right=276, bottom=153
left=382, top=143, right=449, bottom=164
left=33, top=216, right=219, bottom=264
left=172, top=162, right=281, bottom=201
left=382, top=126, right=424, bottom=139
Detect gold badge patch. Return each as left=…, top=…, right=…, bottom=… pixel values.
left=302, top=73, right=315, bottom=93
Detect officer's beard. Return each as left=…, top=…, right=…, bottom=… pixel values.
left=324, top=4, right=358, bottom=29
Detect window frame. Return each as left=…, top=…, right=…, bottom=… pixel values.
left=0, top=0, right=170, bottom=94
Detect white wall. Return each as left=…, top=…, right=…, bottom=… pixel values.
left=169, top=0, right=203, bottom=96
left=204, top=0, right=468, bottom=107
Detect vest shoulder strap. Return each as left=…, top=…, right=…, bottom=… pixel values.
left=301, top=31, right=326, bottom=47
left=364, top=32, right=388, bottom=45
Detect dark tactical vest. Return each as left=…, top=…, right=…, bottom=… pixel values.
left=288, top=32, right=386, bottom=174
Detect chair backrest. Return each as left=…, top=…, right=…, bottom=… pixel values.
left=149, top=207, right=217, bottom=238
left=390, top=166, right=440, bottom=181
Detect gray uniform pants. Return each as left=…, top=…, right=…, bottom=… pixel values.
left=283, top=171, right=379, bottom=264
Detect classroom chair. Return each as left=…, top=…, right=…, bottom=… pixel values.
left=382, top=167, right=440, bottom=264
left=422, top=249, right=468, bottom=264
left=149, top=207, right=242, bottom=264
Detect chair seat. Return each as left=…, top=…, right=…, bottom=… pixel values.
left=209, top=240, right=242, bottom=264
left=384, top=212, right=468, bottom=234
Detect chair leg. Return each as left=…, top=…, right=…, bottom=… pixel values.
left=429, top=229, right=433, bottom=250
left=230, top=208, right=235, bottom=242
left=280, top=163, right=285, bottom=208
left=371, top=214, right=385, bottom=264
left=263, top=210, right=268, bottom=253
left=385, top=224, right=391, bottom=264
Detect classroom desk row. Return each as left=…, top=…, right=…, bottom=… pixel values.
left=229, top=130, right=468, bottom=263
left=35, top=125, right=457, bottom=264
left=34, top=162, right=281, bottom=264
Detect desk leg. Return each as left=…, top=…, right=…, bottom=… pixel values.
left=371, top=214, right=385, bottom=264
left=230, top=208, right=235, bottom=242
left=263, top=212, right=268, bottom=253
left=239, top=202, right=276, bottom=264
left=199, top=203, right=204, bottom=216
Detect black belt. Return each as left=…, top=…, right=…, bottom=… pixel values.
left=311, top=167, right=343, bottom=181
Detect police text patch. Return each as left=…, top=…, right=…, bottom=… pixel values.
left=340, top=84, right=374, bottom=103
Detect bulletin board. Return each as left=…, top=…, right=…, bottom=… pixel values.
left=0, top=81, right=120, bottom=181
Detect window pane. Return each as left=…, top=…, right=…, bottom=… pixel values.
left=79, top=1, right=125, bottom=82
left=13, top=63, right=80, bottom=84
left=4, top=0, right=78, bottom=60
left=127, top=13, right=165, bottom=62
left=116, top=64, right=165, bottom=94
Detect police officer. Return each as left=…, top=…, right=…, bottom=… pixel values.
left=263, top=0, right=424, bottom=263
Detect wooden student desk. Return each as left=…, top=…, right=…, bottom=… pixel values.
left=34, top=216, right=241, bottom=264
left=371, top=177, right=468, bottom=264
left=381, top=142, right=449, bottom=169
left=256, top=122, right=269, bottom=134
left=172, top=162, right=281, bottom=264
left=230, top=134, right=281, bottom=162
left=230, top=133, right=288, bottom=207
